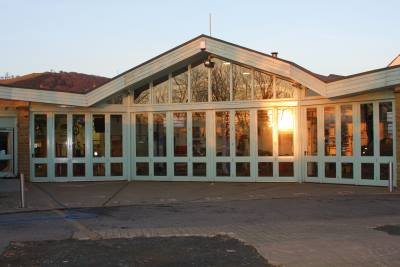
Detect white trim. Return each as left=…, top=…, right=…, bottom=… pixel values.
left=1, top=36, right=399, bottom=107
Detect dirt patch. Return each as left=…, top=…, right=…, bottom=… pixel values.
left=374, top=225, right=400, bottom=236
left=0, top=235, right=272, bottom=267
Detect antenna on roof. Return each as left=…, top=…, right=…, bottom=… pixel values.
left=209, top=13, right=212, bottom=37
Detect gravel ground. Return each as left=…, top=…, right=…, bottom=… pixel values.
left=0, top=235, right=272, bottom=267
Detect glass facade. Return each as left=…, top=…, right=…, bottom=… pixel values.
left=27, top=57, right=395, bottom=187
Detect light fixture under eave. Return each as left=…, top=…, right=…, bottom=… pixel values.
left=204, top=58, right=215, bottom=68
left=222, top=62, right=231, bottom=66
left=242, top=72, right=250, bottom=75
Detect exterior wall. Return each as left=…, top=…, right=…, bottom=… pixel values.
left=0, top=99, right=30, bottom=178
left=395, top=86, right=400, bottom=187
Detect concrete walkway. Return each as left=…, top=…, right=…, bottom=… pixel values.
left=0, top=179, right=397, bottom=213
left=1, top=180, right=400, bottom=266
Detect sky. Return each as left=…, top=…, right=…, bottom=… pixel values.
left=1, top=0, right=399, bottom=78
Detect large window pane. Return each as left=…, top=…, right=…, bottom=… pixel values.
left=235, top=111, right=250, bottom=156
left=360, top=103, right=374, bottom=156
left=191, top=61, right=208, bottom=102
left=341, top=105, right=353, bottom=156
left=153, top=76, right=169, bottom=104
left=35, top=164, right=47, bottom=177
left=172, top=67, right=188, bottom=103
left=136, top=162, right=149, bottom=176
left=324, top=107, right=336, bottom=156
left=72, top=115, right=85, bottom=157
left=110, top=115, right=123, bottom=157
left=136, top=113, right=148, bottom=157
left=379, top=102, right=393, bottom=156
left=306, top=108, right=317, bottom=156
left=216, top=111, right=230, bottom=156
left=93, top=163, right=105, bottom=176
left=92, top=115, right=105, bottom=157
left=341, top=163, right=353, bottom=179
left=258, top=162, right=273, bottom=177
left=73, top=163, right=85, bottom=177
left=192, top=112, right=206, bottom=157
left=34, top=114, right=47, bottom=158
left=153, top=113, right=167, bottom=157
left=278, top=109, right=294, bottom=156
left=232, top=65, right=251, bottom=101
left=254, top=71, right=273, bottom=100
left=216, top=162, right=230, bottom=176
left=325, top=162, right=336, bottom=178
left=134, top=84, right=150, bottom=104
left=279, top=162, right=294, bottom=177
left=154, top=162, right=167, bottom=176
left=111, top=163, right=123, bottom=176
left=193, top=163, right=207, bottom=176
left=173, top=112, right=187, bottom=157
left=275, top=78, right=294, bottom=98
left=236, top=162, right=250, bottom=177
left=174, top=163, right=188, bottom=176
left=361, top=163, right=374, bottom=179
left=380, top=163, right=389, bottom=180
left=54, top=114, right=67, bottom=158
left=55, top=163, right=67, bottom=177
left=257, top=110, right=273, bottom=156
left=307, top=162, right=318, bottom=177
left=211, top=59, right=230, bottom=102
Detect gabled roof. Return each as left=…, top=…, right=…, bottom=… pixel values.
left=0, top=34, right=400, bottom=106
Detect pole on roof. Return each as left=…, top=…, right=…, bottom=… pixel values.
left=209, top=13, right=212, bottom=37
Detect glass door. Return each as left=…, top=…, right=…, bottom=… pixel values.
left=152, top=112, right=169, bottom=180
left=171, top=112, right=189, bottom=180
left=214, top=110, right=254, bottom=181
left=190, top=111, right=209, bottom=180
left=0, top=129, right=14, bottom=177
left=303, top=107, right=321, bottom=182
left=233, top=110, right=253, bottom=181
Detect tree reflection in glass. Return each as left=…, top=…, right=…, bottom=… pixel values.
left=232, top=64, right=251, bottom=101
left=153, top=76, right=169, bottom=104
left=172, top=67, right=188, bottom=103
left=153, top=113, right=167, bottom=157
left=216, top=111, right=230, bottom=156
left=254, top=71, right=273, bottom=99
left=276, top=78, right=294, bottom=98
left=192, top=112, right=206, bottom=157
left=191, top=62, right=209, bottom=102
left=235, top=111, right=250, bottom=156
left=134, top=84, right=150, bottom=104
left=211, top=58, right=230, bottom=102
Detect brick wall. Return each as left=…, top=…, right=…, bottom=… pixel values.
left=395, top=86, right=400, bottom=187
left=16, top=107, right=30, bottom=179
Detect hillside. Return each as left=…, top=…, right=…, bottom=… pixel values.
left=0, top=72, right=110, bottom=93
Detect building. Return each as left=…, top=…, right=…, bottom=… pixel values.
left=0, top=35, right=399, bottom=187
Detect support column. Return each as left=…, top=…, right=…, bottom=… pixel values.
left=394, top=86, right=400, bottom=187
left=16, top=106, right=30, bottom=179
